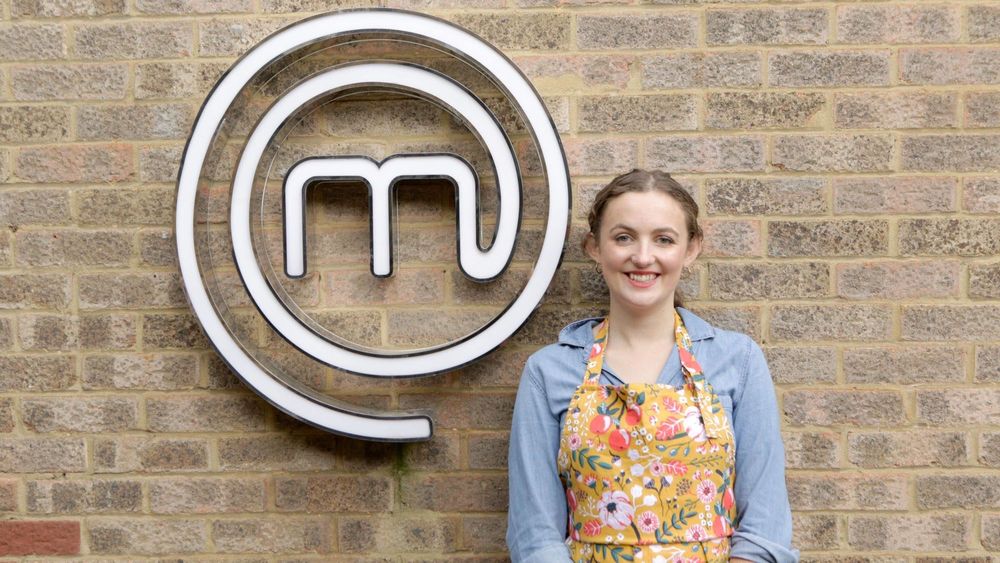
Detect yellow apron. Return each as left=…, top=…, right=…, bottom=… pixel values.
left=558, top=312, right=737, bottom=562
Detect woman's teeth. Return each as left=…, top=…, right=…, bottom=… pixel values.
left=628, top=273, right=656, bottom=282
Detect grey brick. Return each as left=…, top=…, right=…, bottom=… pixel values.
left=770, top=50, right=890, bottom=87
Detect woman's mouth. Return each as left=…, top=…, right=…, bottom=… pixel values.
left=627, top=272, right=659, bottom=285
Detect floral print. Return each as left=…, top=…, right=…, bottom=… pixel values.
left=559, top=313, right=736, bottom=563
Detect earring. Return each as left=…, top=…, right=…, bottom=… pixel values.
left=594, top=262, right=602, bottom=274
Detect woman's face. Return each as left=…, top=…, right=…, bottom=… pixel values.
left=585, top=190, right=701, bottom=316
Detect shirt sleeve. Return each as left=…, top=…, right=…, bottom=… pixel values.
left=729, top=338, right=800, bottom=563
left=506, top=357, right=573, bottom=563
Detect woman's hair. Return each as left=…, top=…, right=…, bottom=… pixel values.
left=585, top=169, right=702, bottom=308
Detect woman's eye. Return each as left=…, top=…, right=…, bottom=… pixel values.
left=657, top=236, right=674, bottom=244
left=614, top=234, right=631, bottom=243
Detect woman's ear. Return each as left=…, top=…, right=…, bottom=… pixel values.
left=584, top=232, right=599, bottom=262
left=684, top=235, right=702, bottom=267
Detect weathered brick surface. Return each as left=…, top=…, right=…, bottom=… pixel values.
left=212, top=517, right=331, bottom=554
left=843, top=345, right=964, bottom=383
left=147, top=395, right=267, bottom=432
left=700, top=220, right=762, bottom=257
left=27, top=479, right=141, bottom=513
left=835, top=91, right=957, bottom=129
left=969, top=262, right=1000, bottom=299
left=94, top=437, right=209, bottom=473
left=848, top=514, right=970, bottom=551
left=977, top=345, right=1000, bottom=383
left=902, top=134, right=1000, bottom=171
left=0, top=24, right=64, bottom=61
left=969, top=5, right=1000, bottom=42
left=707, top=92, right=824, bottom=130
left=0, top=189, right=72, bottom=226
left=837, top=4, right=960, bottom=44
left=18, top=314, right=78, bottom=351
left=983, top=433, right=1000, bottom=466
left=916, top=388, right=1000, bottom=424
left=848, top=430, right=968, bottom=468
left=642, top=52, right=761, bottom=89
left=0, top=106, right=68, bottom=143
left=577, top=14, right=696, bottom=50
left=0, top=520, right=80, bottom=556
left=707, top=8, right=828, bottom=46
left=0, top=355, right=76, bottom=391
left=79, top=273, right=186, bottom=309
left=648, top=136, right=765, bottom=173
left=579, top=95, right=697, bottom=132
left=149, top=477, right=265, bottom=514
left=89, top=518, right=205, bottom=554
left=772, top=134, right=894, bottom=173
left=75, top=21, right=192, bottom=59
left=0, top=438, right=86, bottom=472
left=79, top=313, right=136, bottom=350
left=770, top=219, right=888, bottom=257
left=769, top=50, right=890, bottom=87
left=784, top=389, right=904, bottom=426
left=339, top=516, right=459, bottom=553
left=16, top=230, right=132, bottom=268
left=78, top=104, right=192, bottom=141
left=787, top=473, right=908, bottom=510
left=765, top=346, right=837, bottom=384
left=904, top=306, right=1000, bottom=341
left=83, top=354, right=198, bottom=390
left=136, top=0, right=253, bottom=14
left=783, top=431, right=841, bottom=469
left=900, top=218, right=1000, bottom=256
left=794, top=514, right=840, bottom=550
left=709, top=262, right=828, bottom=300
left=275, top=475, right=393, bottom=513
left=10, top=64, right=127, bottom=101
left=22, top=396, right=139, bottom=433
left=833, top=176, right=957, bottom=214
left=16, top=144, right=133, bottom=183
left=916, top=475, right=1000, bottom=509
left=901, top=48, right=1000, bottom=85
left=837, top=261, right=960, bottom=300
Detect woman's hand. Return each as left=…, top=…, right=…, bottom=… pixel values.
left=730, top=558, right=754, bottom=563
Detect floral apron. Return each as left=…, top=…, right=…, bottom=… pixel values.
left=557, top=313, right=737, bottom=563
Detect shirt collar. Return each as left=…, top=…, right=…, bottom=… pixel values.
left=556, top=307, right=716, bottom=349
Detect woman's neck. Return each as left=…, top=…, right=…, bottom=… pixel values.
left=605, top=304, right=677, bottom=350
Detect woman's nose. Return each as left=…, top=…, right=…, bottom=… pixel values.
left=631, top=244, right=653, bottom=267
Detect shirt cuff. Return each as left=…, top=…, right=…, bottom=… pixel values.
left=515, top=541, right=572, bottom=563
left=731, top=531, right=800, bottom=563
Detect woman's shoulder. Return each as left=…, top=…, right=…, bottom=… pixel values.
left=522, top=317, right=600, bottom=378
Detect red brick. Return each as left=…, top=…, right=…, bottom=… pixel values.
left=0, top=520, right=80, bottom=556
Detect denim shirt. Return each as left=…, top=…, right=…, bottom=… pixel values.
left=507, top=308, right=799, bottom=563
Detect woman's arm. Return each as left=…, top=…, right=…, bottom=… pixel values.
left=506, top=358, right=573, bottom=563
left=729, top=338, right=800, bottom=563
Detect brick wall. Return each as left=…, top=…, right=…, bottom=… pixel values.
left=1, top=0, right=998, bottom=560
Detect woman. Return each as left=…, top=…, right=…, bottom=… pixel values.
left=507, top=170, right=798, bottom=562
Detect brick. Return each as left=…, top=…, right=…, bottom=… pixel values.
left=784, top=389, right=904, bottom=426
left=0, top=398, right=13, bottom=433
left=707, top=177, right=826, bottom=216
left=562, top=138, right=638, bottom=176
left=147, top=395, right=266, bottom=432
left=275, top=475, right=392, bottom=512
left=794, top=514, right=839, bottom=550
left=387, top=310, right=499, bottom=348
left=849, top=514, right=970, bottom=551
left=0, top=479, right=14, bottom=511
left=833, top=176, right=956, bottom=214
left=0, top=521, right=80, bottom=556
left=22, top=397, right=139, bottom=433
left=75, top=21, right=192, bottom=59
left=27, top=479, right=141, bottom=513
left=457, top=14, right=572, bottom=51
left=966, top=92, right=1000, bottom=128
left=0, top=106, right=68, bottom=143
left=969, top=6, right=1000, bottom=42
left=150, top=477, right=264, bottom=514
left=16, top=230, right=131, bottom=268
left=835, top=91, right=957, bottom=129
left=11, top=63, right=126, bottom=101
left=89, top=518, right=205, bottom=554
left=699, top=220, right=762, bottom=258
left=709, top=262, right=827, bottom=300
left=467, top=432, right=509, bottom=470
left=0, top=438, right=86, bottom=472
left=142, top=313, right=208, bottom=349
left=579, top=95, right=696, bottom=133
left=19, top=314, right=78, bottom=351
left=648, top=136, right=765, bottom=173
left=771, top=305, right=892, bottom=341
left=765, top=346, right=837, bottom=384
left=78, top=187, right=174, bottom=226
left=903, top=135, right=1000, bottom=172
left=837, top=5, right=959, bottom=44
left=513, top=55, right=630, bottom=90
left=977, top=345, right=1000, bottom=383
left=905, top=305, right=1000, bottom=341
left=0, top=318, right=10, bottom=351
left=848, top=431, right=968, bottom=468
left=340, top=517, right=458, bottom=553
left=397, top=393, right=514, bottom=431
left=642, top=52, right=761, bottom=89
left=917, top=475, right=1000, bottom=509
left=15, top=144, right=133, bottom=183
left=80, top=313, right=136, bottom=350
left=83, top=354, right=197, bottom=390
left=769, top=219, right=888, bottom=257
left=838, top=261, right=959, bottom=300
left=984, top=514, right=1000, bottom=550
left=783, top=431, right=841, bottom=469
left=684, top=305, right=761, bottom=340
left=707, top=92, right=824, bottom=130
left=769, top=50, right=890, bottom=87
left=0, top=150, right=8, bottom=183
left=12, top=0, right=125, bottom=17
left=138, top=145, right=182, bottom=183
left=787, top=473, right=908, bottom=511
left=79, top=273, right=186, bottom=310
left=0, top=355, right=75, bottom=391
left=707, top=8, right=827, bottom=46
left=139, top=230, right=176, bottom=267
left=901, top=48, right=1000, bottom=85
left=773, top=134, right=893, bottom=173
left=901, top=218, right=1000, bottom=257
left=0, top=273, right=70, bottom=310
left=453, top=267, right=569, bottom=306
left=983, top=433, right=1000, bottom=466
left=218, top=434, right=340, bottom=471
left=0, top=232, right=9, bottom=268
left=0, top=189, right=71, bottom=226
left=78, top=104, right=192, bottom=141
left=401, top=474, right=507, bottom=512
left=917, top=388, right=1000, bottom=425
left=578, top=14, right=696, bottom=50
left=94, top=437, right=208, bottom=473
left=135, top=61, right=228, bottom=101
left=212, top=518, right=330, bottom=554
left=0, top=24, right=64, bottom=61
left=323, top=268, right=444, bottom=306
left=136, top=0, right=252, bottom=13
left=844, top=344, right=964, bottom=384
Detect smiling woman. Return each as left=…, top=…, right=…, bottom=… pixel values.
left=507, top=170, right=799, bottom=563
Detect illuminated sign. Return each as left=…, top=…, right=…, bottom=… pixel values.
left=176, top=9, right=570, bottom=441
